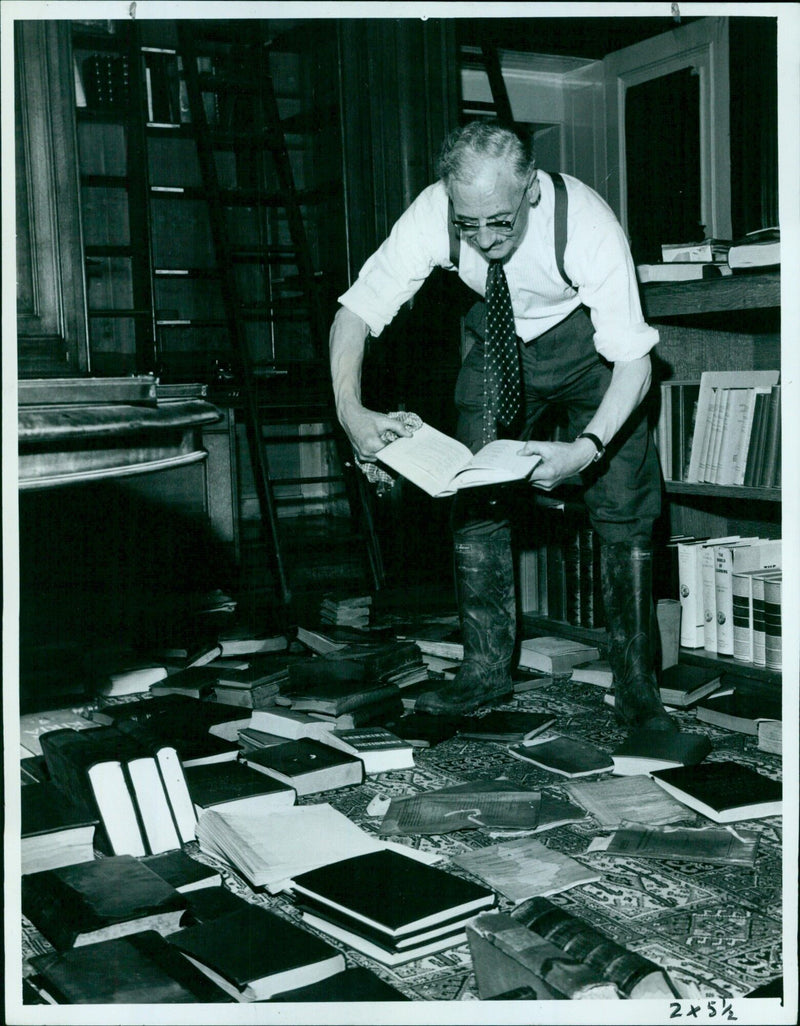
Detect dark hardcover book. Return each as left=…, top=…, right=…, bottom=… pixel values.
left=651, top=761, right=782, bottom=822
left=743, top=390, right=770, bottom=487
left=40, top=728, right=148, bottom=856
left=29, top=929, right=233, bottom=1003
left=511, top=896, right=676, bottom=998
left=695, top=682, right=782, bottom=735
left=287, top=641, right=422, bottom=690
left=288, top=678, right=400, bottom=716
left=183, top=759, right=296, bottom=814
left=545, top=538, right=567, bottom=622
left=763, top=575, right=782, bottom=671
left=563, top=516, right=582, bottom=628
left=269, top=965, right=409, bottom=1002
left=20, top=755, right=50, bottom=784
left=578, top=525, right=604, bottom=629
left=167, top=904, right=345, bottom=1001
left=311, top=693, right=405, bottom=729
left=383, top=711, right=467, bottom=747
left=290, top=848, right=495, bottom=938
left=21, top=855, right=186, bottom=950
left=297, top=898, right=472, bottom=953
left=242, top=737, right=364, bottom=796
left=658, top=664, right=722, bottom=707
left=150, top=666, right=219, bottom=700
left=746, top=977, right=783, bottom=999
left=456, top=711, right=557, bottom=742
left=322, top=726, right=415, bottom=774
left=611, top=730, right=713, bottom=775
left=91, top=692, right=246, bottom=731
left=180, top=885, right=256, bottom=926
left=758, top=384, right=781, bottom=488
left=117, top=713, right=239, bottom=767
left=508, top=735, right=614, bottom=777
left=21, top=781, right=99, bottom=875
left=140, top=850, right=222, bottom=892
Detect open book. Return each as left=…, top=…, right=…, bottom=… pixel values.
left=376, top=423, right=540, bottom=498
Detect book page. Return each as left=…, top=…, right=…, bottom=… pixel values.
left=450, top=439, right=541, bottom=489
left=376, top=423, right=473, bottom=496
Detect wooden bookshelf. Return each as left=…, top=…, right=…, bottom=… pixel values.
left=641, top=270, right=780, bottom=318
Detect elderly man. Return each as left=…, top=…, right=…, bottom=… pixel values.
left=330, top=120, right=673, bottom=733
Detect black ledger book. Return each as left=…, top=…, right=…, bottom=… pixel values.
left=167, top=904, right=345, bottom=1001
left=242, top=737, right=364, bottom=796
left=650, top=761, right=782, bottom=823
left=21, top=781, right=98, bottom=875
left=21, top=854, right=186, bottom=950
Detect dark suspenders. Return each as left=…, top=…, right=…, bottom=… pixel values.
left=447, top=172, right=576, bottom=291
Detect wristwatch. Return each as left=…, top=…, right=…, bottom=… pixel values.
left=577, top=431, right=606, bottom=463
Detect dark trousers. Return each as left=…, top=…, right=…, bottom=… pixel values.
left=452, top=305, right=662, bottom=546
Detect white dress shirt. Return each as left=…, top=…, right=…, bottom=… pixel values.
left=339, top=171, right=658, bottom=365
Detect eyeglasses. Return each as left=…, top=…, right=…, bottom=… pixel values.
left=451, top=184, right=530, bottom=236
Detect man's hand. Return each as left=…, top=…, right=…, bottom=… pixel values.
left=519, top=437, right=599, bottom=491
left=339, top=404, right=415, bottom=462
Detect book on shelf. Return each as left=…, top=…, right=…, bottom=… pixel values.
left=636, top=261, right=732, bottom=283
left=21, top=855, right=186, bottom=950
left=656, top=663, right=722, bottom=707
left=610, top=729, right=713, bottom=776
left=508, top=735, right=613, bottom=778
left=455, top=710, right=557, bottom=742
left=195, top=802, right=384, bottom=893
left=21, top=782, right=98, bottom=876
left=512, top=896, right=678, bottom=998
left=140, top=849, right=222, bottom=892
left=732, top=567, right=772, bottom=664
left=241, top=737, right=364, bottom=796
left=291, top=848, right=494, bottom=964
left=685, top=370, right=780, bottom=483
left=714, top=539, right=781, bottom=657
left=564, top=774, right=692, bottom=828
left=248, top=706, right=335, bottom=741
left=518, top=637, right=601, bottom=675
left=466, top=912, right=621, bottom=1000
left=661, top=238, right=732, bottom=263
left=763, top=573, right=782, bottom=670
left=375, top=421, right=541, bottom=497
left=651, top=761, right=781, bottom=822
left=320, top=726, right=415, bottom=774
left=758, top=384, right=781, bottom=488
left=676, top=536, right=716, bottom=648
left=452, top=836, right=599, bottom=904
left=29, top=930, right=233, bottom=1004
left=727, top=226, right=780, bottom=270
left=183, top=759, right=296, bottom=816
left=702, top=537, right=759, bottom=652
left=268, top=965, right=410, bottom=1003
left=757, top=718, right=781, bottom=755
left=694, top=679, right=782, bottom=735
left=166, top=904, right=345, bottom=1002
left=743, top=387, right=773, bottom=486
left=752, top=569, right=783, bottom=667
left=40, top=727, right=152, bottom=857
left=587, top=820, right=759, bottom=866
left=569, top=658, right=614, bottom=688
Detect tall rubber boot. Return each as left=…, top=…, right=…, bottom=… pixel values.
left=600, top=541, right=677, bottom=733
left=415, top=537, right=516, bottom=715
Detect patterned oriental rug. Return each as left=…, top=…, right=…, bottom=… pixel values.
left=20, top=673, right=784, bottom=1005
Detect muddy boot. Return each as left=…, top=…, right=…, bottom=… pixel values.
left=415, top=537, right=515, bottom=715
left=600, top=541, right=677, bottom=733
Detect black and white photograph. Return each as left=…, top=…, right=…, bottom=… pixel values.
left=3, top=2, right=798, bottom=1024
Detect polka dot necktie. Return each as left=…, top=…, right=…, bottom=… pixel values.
left=484, top=259, right=521, bottom=441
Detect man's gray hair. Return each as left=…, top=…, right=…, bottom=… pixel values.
left=437, top=120, right=535, bottom=187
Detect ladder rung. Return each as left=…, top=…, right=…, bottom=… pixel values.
left=155, top=267, right=220, bottom=279
left=156, top=318, right=226, bottom=327
left=231, top=248, right=299, bottom=265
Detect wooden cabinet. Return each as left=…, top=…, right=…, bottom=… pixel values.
left=15, top=21, right=88, bottom=377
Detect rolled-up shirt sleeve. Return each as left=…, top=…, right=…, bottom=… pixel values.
left=568, top=213, right=659, bottom=364
left=338, top=184, right=451, bottom=337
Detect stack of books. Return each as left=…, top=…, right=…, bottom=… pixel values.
left=320, top=593, right=373, bottom=630
left=291, top=848, right=495, bottom=965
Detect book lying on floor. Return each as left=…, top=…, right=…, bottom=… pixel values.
left=378, top=778, right=586, bottom=837
left=195, top=802, right=384, bottom=893
left=467, top=912, right=621, bottom=1000
left=248, top=707, right=335, bottom=741
left=610, top=729, right=713, bottom=776
left=320, top=726, right=415, bottom=774
left=757, top=718, right=781, bottom=755
left=651, top=761, right=782, bottom=823
left=183, top=759, right=296, bottom=816
left=268, top=965, right=409, bottom=1002
left=216, top=627, right=289, bottom=657
left=149, top=666, right=219, bottom=700
left=242, top=737, right=364, bottom=796
left=140, top=849, right=222, bottom=892
left=21, top=855, right=186, bottom=950
left=455, top=710, right=556, bottom=742
left=657, top=664, right=723, bottom=707
left=569, top=659, right=614, bottom=688
left=376, top=421, right=541, bottom=497
left=508, top=735, right=614, bottom=777
left=564, top=774, right=692, bottom=829
left=384, top=711, right=467, bottom=748
left=587, top=820, right=760, bottom=867
left=518, top=637, right=601, bottom=675
left=287, top=679, right=401, bottom=716
left=21, top=782, right=98, bottom=876
left=694, top=682, right=782, bottom=736
left=167, top=904, right=345, bottom=1001
left=29, top=930, right=233, bottom=1004
left=452, top=836, right=599, bottom=903
left=515, top=896, right=677, bottom=997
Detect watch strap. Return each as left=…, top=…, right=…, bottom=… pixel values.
left=577, top=431, right=605, bottom=462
